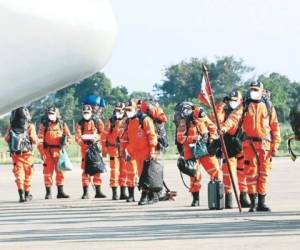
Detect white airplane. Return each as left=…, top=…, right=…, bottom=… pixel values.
left=0, top=0, right=117, bottom=115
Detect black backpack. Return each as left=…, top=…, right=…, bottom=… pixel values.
left=290, top=103, right=300, bottom=138
left=9, top=127, right=33, bottom=154
left=85, top=144, right=106, bottom=176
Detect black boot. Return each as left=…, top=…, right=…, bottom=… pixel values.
left=225, top=193, right=233, bottom=209
left=248, top=193, right=257, bottom=212
left=45, top=187, right=52, bottom=200
left=112, top=187, right=118, bottom=200
left=191, top=192, right=200, bottom=207
left=126, top=187, right=135, bottom=202
left=138, top=191, right=149, bottom=206
left=57, top=185, right=70, bottom=199
left=24, top=191, right=33, bottom=202
left=240, top=192, right=251, bottom=208
left=95, top=185, right=106, bottom=198
left=257, top=194, right=271, bottom=212
left=18, top=189, right=25, bottom=203
left=81, top=186, right=89, bottom=199
left=120, top=186, right=129, bottom=200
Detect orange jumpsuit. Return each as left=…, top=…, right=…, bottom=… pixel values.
left=176, top=113, right=221, bottom=193
left=211, top=102, right=247, bottom=193
left=38, top=121, right=71, bottom=187
left=223, top=102, right=281, bottom=195
left=75, top=119, right=105, bottom=187
left=5, top=124, right=38, bottom=192
left=102, top=117, right=127, bottom=187
left=121, top=115, right=158, bottom=187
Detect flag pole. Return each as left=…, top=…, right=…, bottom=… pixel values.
left=201, top=64, right=242, bottom=213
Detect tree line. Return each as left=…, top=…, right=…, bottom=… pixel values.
left=0, top=56, right=299, bottom=148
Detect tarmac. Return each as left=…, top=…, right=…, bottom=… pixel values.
left=0, top=157, right=300, bottom=250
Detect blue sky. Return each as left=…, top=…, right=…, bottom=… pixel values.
left=104, top=0, right=300, bottom=93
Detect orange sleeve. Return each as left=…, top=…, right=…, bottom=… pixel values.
left=270, top=107, right=281, bottom=150
left=222, top=105, right=243, bottom=133
left=101, top=120, right=111, bottom=152
left=210, top=102, right=226, bottom=124
left=204, top=116, right=218, bottom=140
left=143, top=117, right=158, bottom=153
left=176, top=119, right=189, bottom=144
left=75, top=123, right=84, bottom=146
left=28, top=124, right=38, bottom=144
left=63, top=123, right=72, bottom=145
left=120, top=122, right=129, bottom=152
left=37, top=124, right=45, bottom=155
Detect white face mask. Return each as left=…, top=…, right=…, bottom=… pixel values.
left=83, top=113, right=92, bottom=120
left=250, top=90, right=262, bottom=101
left=48, top=114, right=57, bottom=122
left=126, top=111, right=136, bottom=118
left=116, top=112, right=123, bottom=119
left=229, top=101, right=239, bottom=109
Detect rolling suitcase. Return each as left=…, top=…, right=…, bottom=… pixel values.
left=208, top=180, right=225, bottom=210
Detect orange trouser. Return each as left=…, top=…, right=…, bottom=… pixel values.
left=11, top=153, right=34, bottom=192
left=81, top=150, right=102, bottom=187
left=126, top=159, right=138, bottom=187
left=109, top=156, right=127, bottom=187
left=222, top=151, right=247, bottom=193
left=126, top=148, right=150, bottom=187
left=43, top=149, right=64, bottom=187
left=190, top=155, right=220, bottom=192
left=243, top=146, right=272, bottom=195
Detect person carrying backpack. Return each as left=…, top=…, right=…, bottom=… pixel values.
left=75, top=104, right=107, bottom=199
left=221, top=81, right=281, bottom=212
left=140, top=100, right=168, bottom=151
left=5, top=107, right=38, bottom=202
left=102, top=102, right=128, bottom=200
left=176, top=102, right=221, bottom=207
left=120, top=100, right=158, bottom=205
left=211, top=90, right=250, bottom=209
left=38, top=107, right=72, bottom=199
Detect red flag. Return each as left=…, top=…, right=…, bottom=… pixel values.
left=198, top=75, right=212, bottom=107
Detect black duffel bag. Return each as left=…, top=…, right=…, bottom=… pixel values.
left=85, top=144, right=106, bottom=176
left=177, top=156, right=198, bottom=177
left=139, top=160, right=164, bottom=192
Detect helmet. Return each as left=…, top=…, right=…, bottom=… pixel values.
left=228, top=89, right=242, bottom=101
left=114, top=102, right=125, bottom=111
left=47, top=106, right=58, bottom=115
left=82, top=104, right=92, bottom=113
left=250, top=80, right=264, bottom=90
left=125, top=100, right=137, bottom=110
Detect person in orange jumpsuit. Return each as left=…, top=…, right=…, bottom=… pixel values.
left=176, top=102, right=221, bottom=207
left=5, top=107, right=38, bottom=202
left=120, top=100, right=158, bottom=205
left=211, top=90, right=250, bottom=209
left=102, top=102, right=128, bottom=200
left=75, top=104, right=107, bottom=199
left=221, top=81, right=281, bottom=212
left=140, top=100, right=169, bottom=202
left=38, top=107, right=72, bottom=199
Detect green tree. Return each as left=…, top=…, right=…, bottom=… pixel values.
left=155, top=56, right=253, bottom=105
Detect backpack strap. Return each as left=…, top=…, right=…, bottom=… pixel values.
left=137, top=113, right=149, bottom=129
